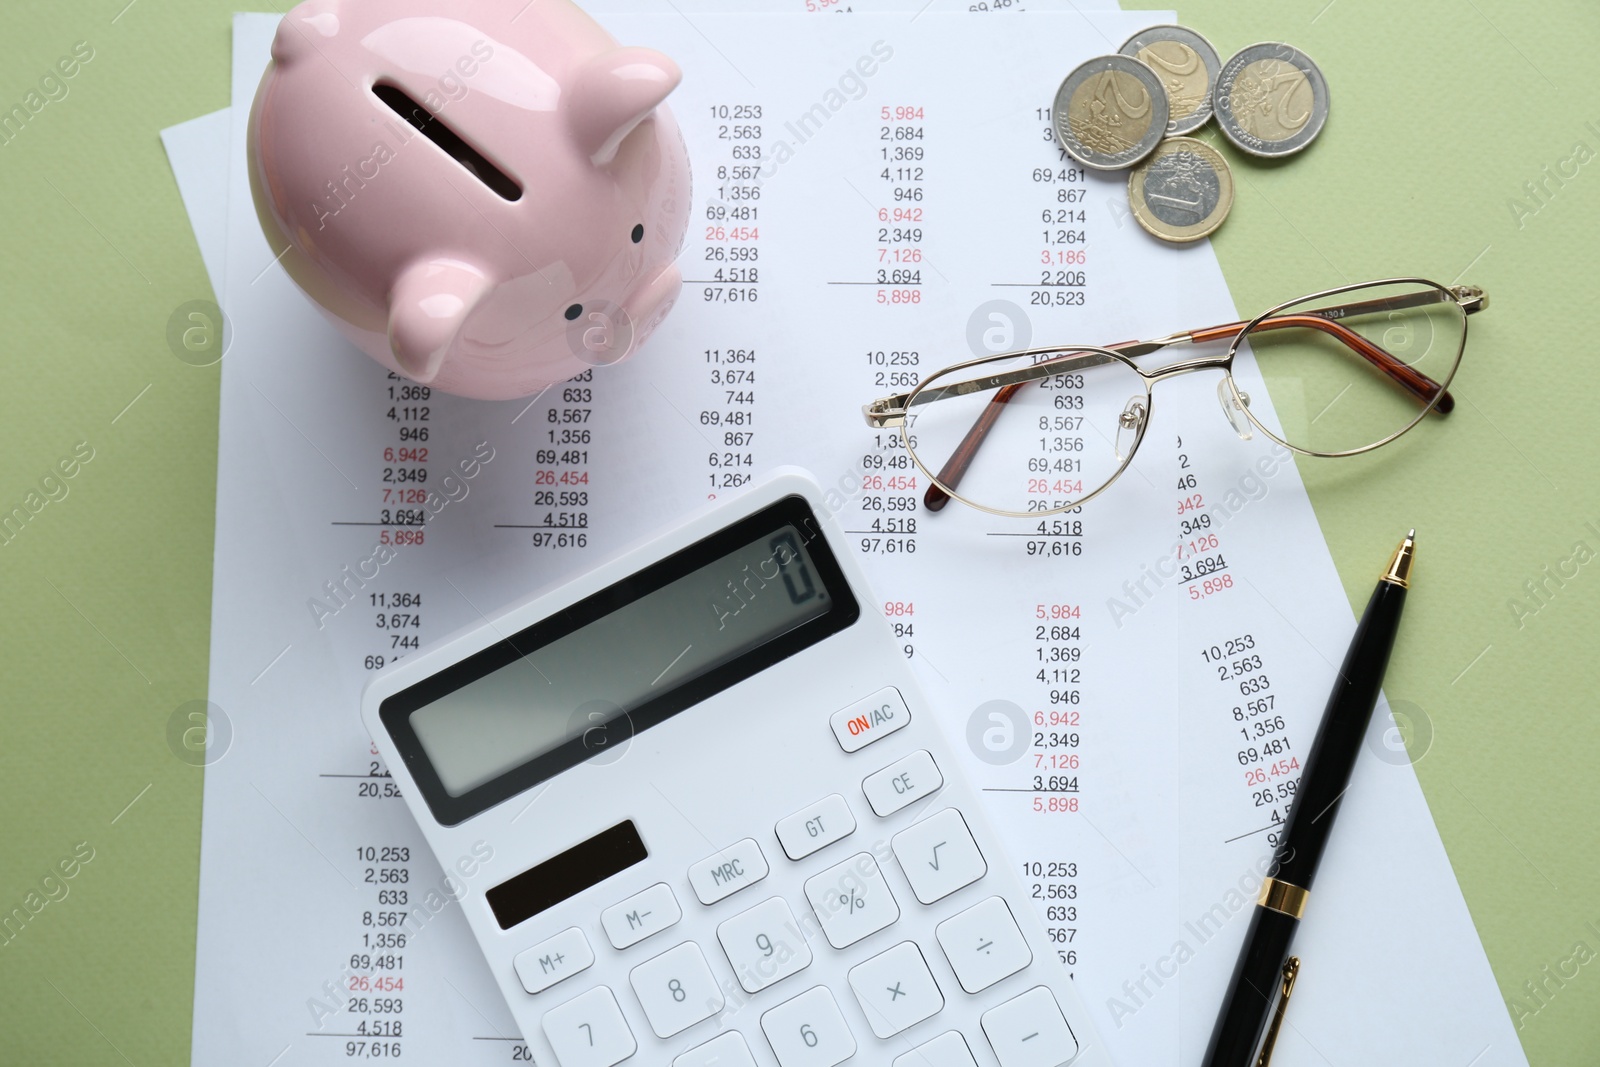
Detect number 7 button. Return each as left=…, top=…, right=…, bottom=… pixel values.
left=891, top=808, right=987, bottom=904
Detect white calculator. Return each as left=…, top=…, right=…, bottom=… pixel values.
left=362, top=470, right=1108, bottom=1067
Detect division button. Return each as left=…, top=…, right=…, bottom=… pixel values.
left=935, top=896, right=1032, bottom=994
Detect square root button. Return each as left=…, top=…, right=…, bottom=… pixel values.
left=830, top=688, right=911, bottom=752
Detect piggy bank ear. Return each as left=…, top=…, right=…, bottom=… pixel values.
left=387, top=259, right=492, bottom=385
left=566, top=47, right=681, bottom=166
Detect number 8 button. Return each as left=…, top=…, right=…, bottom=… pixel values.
left=628, top=942, right=724, bottom=1038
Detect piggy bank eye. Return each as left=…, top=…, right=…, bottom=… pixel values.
left=631, top=224, right=645, bottom=244
left=564, top=304, right=583, bottom=321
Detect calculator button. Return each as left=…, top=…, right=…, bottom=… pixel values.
left=935, top=896, right=1032, bottom=994
left=847, top=940, right=943, bottom=1038
left=717, top=895, right=813, bottom=993
left=981, top=986, right=1079, bottom=1067
left=542, top=985, right=636, bottom=1067
left=802, top=852, right=900, bottom=949
left=689, top=838, right=769, bottom=905
left=830, top=687, right=911, bottom=752
left=775, top=793, right=856, bottom=860
left=893, top=1031, right=979, bottom=1067
left=760, top=985, right=856, bottom=1067
left=863, top=749, right=944, bottom=817
left=602, top=882, right=682, bottom=950
left=674, top=1031, right=758, bottom=1067
left=513, top=927, right=593, bottom=995
left=892, top=808, right=988, bottom=905
left=629, top=941, right=723, bottom=1038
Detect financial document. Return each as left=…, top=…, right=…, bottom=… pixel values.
left=168, top=7, right=1524, bottom=1065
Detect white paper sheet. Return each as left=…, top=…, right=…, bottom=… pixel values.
left=171, top=8, right=1525, bottom=1066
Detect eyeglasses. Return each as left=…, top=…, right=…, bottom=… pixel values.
left=863, top=278, right=1488, bottom=517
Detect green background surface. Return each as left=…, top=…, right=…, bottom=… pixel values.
left=0, top=0, right=1594, bottom=1063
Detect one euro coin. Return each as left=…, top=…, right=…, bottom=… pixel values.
left=1053, top=54, right=1170, bottom=171
left=1127, top=136, right=1234, bottom=243
left=1117, top=24, right=1221, bottom=136
left=1214, top=42, right=1329, bottom=158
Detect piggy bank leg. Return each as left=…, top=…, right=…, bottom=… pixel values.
left=388, top=258, right=493, bottom=384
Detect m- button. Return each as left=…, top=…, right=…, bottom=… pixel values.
left=688, top=838, right=770, bottom=905
left=830, top=688, right=912, bottom=753
left=601, top=883, right=682, bottom=949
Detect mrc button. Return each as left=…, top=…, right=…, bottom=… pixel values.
left=830, top=688, right=912, bottom=753
left=688, top=838, right=769, bottom=905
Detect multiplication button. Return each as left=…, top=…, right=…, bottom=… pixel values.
left=847, top=941, right=943, bottom=1038
left=689, top=838, right=769, bottom=905
left=775, top=793, right=856, bottom=860
left=891, top=808, right=987, bottom=905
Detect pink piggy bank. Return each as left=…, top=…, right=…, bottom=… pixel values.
left=247, top=0, right=691, bottom=399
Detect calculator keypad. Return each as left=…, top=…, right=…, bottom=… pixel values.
left=628, top=941, right=723, bottom=1038
left=847, top=940, right=944, bottom=1038
left=717, top=895, right=814, bottom=993
left=761, top=985, right=857, bottom=1067
left=518, top=689, right=1078, bottom=1067
left=863, top=749, right=944, bottom=817
left=541, top=985, right=635, bottom=1067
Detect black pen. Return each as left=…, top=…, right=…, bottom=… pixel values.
left=1201, top=530, right=1416, bottom=1067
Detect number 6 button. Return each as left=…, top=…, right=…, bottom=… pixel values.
left=761, top=985, right=856, bottom=1067
left=629, top=942, right=723, bottom=1038
left=542, top=986, right=636, bottom=1067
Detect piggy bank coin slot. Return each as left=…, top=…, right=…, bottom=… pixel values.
left=372, top=82, right=522, bottom=202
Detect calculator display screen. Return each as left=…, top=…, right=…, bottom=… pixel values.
left=382, top=497, right=859, bottom=825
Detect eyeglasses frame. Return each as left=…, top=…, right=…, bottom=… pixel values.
left=862, top=278, right=1488, bottom=518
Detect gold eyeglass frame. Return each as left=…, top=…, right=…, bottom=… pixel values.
left=862, top=278, right=1488, bottom=518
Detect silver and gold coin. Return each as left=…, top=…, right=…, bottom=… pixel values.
left=1213, top=42, right=1329, bottom=158
left=1052, top=54, right=1170, bottom=171
left=1117, top=24, right=1221, bottom=135
left=1127, top=137, right=1234, bottom=243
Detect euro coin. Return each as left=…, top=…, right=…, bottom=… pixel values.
left=1052, top=54, right=1170, bottom=171
left=1214, top=42, right=1329, bottom=157
left=1127, top=137, right=1234, bottom=243
left=1117, top=24, right=1221, bottom=136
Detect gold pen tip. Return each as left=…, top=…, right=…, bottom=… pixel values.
left=1384, top=531, right=1415, bottom=587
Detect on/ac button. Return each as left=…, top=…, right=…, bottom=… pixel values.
left=830, top=688, right=912, bottom=753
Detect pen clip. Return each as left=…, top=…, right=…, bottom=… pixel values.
left=1255, top=956, right=1301, bottom=1067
